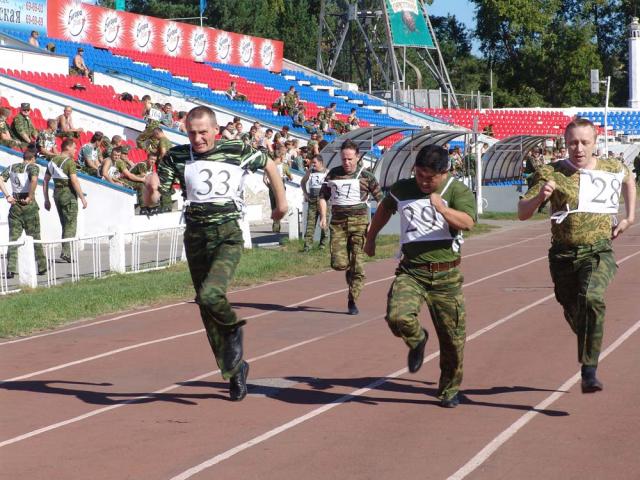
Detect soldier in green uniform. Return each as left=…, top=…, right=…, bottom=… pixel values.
left=144, top=106, right=288, bottom=401
left=318, top=139, right=383, bottom=315
left=43, top=139, right=88, bottom=262
left=36, top=119, right=60, bottom=160
left=0, top=108, right=26, bottom=149
left=364, top=145, right=476, bottom=408
left=518, top=118, right=636, bottom=393
left=136, top=96, right=162, bottom=150
left=77, top=132, right=104, bottom=176
left=10, top=103, right=38, bottom=146
left=264, top=145, right=292, bottom=233
left=300, top=154, right=328, bottom=251
left=0, top=151, right=47, bottom=277
left=103, top=146, right=146, bottom=208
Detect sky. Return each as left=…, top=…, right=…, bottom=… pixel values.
left=425, top=0, right=481, bottom=55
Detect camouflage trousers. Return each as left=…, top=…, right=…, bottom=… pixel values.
left=303, top=199, right=328, bottom=248
left=53, top=187, right=78, bottom=257
left=184, top=219, right=245, bottom=380
left=6, top=201, right=46, bottom=272
left=121, top=179, right=144, bottom=206
left=549, top=239, right=617, bottom=367
left=80, top=165, right=99, bottom=177
left=386, top=264, right=466, bottom=401
left=330, top=214, right=368, bottom=302
left=0, top=137, right=26, bottom=149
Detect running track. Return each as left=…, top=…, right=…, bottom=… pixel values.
left=1, top=220, right=639, bottom=479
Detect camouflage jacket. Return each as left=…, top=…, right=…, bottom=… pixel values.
left=11, top=113, right=38, bottom=141
left=319, top=165, right=383, bottom=220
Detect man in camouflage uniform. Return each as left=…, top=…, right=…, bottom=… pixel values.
left=37, top=119, right=60, bottom=159
left=144, top=106, right=288, bottom=401
left=136, top=96, right=162, bottom=150
left=10, top=103, right=38, bottom=146
left=300, top=154, right=328, bottom=251
left=319, top=139, right=383, bottom=315
left=518, top=118, right=636, bottom=393
left=0, top=108, right=26, bottom=149
left=264, top=145, right=292, bottom=233
left=103, top=146, right=146, bottom=208
left=43, top=138, right=88, bottom=262
left=77, top=131, right=104, bottom=176
left=364, top=145, right=476, bottom=408
left=0, top=150, right=47, bottom=277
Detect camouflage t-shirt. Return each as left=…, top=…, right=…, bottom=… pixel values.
left=523, top=158, right=631, bottom=246
left=78, top=143, right=99, bottom=167
left=49, top=154, right=77, bottom=189
left=157, top=140, right=268, bottom=225
left=319, top=165, right=383, bottom=220
left=1, top=162, right=39, bottom=196
left=382, top=175, right=477, bottom=263
left=37, top=130, right=57, bottom=155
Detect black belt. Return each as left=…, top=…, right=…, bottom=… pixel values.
left=402, top=258, right=461, bottom=272
left=13, top=193, right=29, bottom=200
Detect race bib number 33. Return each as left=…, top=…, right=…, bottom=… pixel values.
left=578, top=170, right=624, bottom=214
left=184, top=160, right=244, bottom=203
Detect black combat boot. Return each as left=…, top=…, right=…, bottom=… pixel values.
left=440, top=393, right=460, bottom=409
left=229, top=360, right=250, bottom=401
left=408, top=328, right=428, bottom=373
left=581, top=365, right=603, bottom=393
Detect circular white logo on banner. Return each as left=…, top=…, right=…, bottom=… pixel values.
left=260, top=40, right=275, bottom=69
left=163, top=22, right=182, bottom=56
left=239, top=36, right=255, bottom=66
left=215, top=32, right=231, bottom=63
left=190, top=28, right=208, bottom=59
left=132, top=17, right=154, bottom=51
left=100, top=11, right=124, bottom=47
left=60, top=2, right=89, bottom=41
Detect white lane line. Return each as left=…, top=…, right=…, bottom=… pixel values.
left=0, top=276, right=308, bottom=347
left=1, top=252, right=548, bottom=383
left=447, top=318, right=640, bottom=480
left=0, top=315, right=383, bottom=449
left=166, top=249, right=640, bottom=480
left=0, top=232, right=550, bottom=347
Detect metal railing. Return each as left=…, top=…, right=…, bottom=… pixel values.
left=0, top=238, right=25, bottom=295
left=127, top=226, right=185, bottom=273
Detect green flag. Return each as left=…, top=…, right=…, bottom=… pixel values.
left=385, top=0, right=434, bottom=48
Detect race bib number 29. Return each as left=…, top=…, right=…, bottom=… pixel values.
left=578, top=170, right=624, bottom=215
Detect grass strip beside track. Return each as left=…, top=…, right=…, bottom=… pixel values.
left=0, top=226, right=496, bottom=337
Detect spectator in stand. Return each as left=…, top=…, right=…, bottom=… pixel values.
left=449, top=147, right=464, bottom=177
left=483, top=124, right=494, bottom=136
left=45, top=42, right=56, bottom=53
left=78, top=132, right=104, bottom=177
left=71, top=47, right=92, bottom=81
left=148, top=127, right=172, bottom=160
left=284, top=86, right=297, bottom=116
left=346, top=108, right=360, bottom=131
left=120, top=145, right=136, bottom=169
left=56, top=106, right=84, bottom=139
left=293, top=105, right=306, bottom=128
left=137, top=95, right=162, bottom=149
left=103, top=146, right=146, bottom=207
left=226, top=81, right=247, bottom=101
left=28, top=31, right=40, bottom=48
left=101, top=134, right=122, bottom=159
left=221, top=121, right=237, bottom=141
left=160, top=103, right=174, bottom=128
left=175, top=111, right=187, bottom=133
left=273, top=92, right=287, bottom=116
left=0, top=108, right=24, bottom=149
left=37, top=119, right=60, bottom=159
left=43, top=138, right=87, bottom=263
left=10, top=103, right=38, bottom=147
left=0, top=150, right=48, bottom=278
left=235, top=121, right=244, bottom=139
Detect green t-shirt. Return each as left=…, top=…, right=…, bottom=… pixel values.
left=382, top=175, right=477, bottom=263
left=523, top=158, right=631, bottom=246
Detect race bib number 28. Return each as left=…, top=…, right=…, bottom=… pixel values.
left=578, top=170, right=624, bottom=215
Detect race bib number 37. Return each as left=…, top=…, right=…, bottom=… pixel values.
left=578, top=170, right=624, bottom=214
left=184, top=160, right=244, bottom=203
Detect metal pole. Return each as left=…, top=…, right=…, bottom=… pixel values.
left=604, top=76, right=611, bottom=155
left=473, top=116, right=483, bottom=214
left=380, top=0, right=402, bottom=102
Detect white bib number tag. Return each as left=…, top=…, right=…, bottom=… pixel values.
left=578, top=169, right=624, bottom=214
left=10, top=171, right=30, bottom=194
left=184, top=160, right=244, bottom=203
left=399, top=198, right=453, bottom=244
left=147, top=108, right=162, bottom=122
left=329, top=178, right=361, bottom=206
left=308, top=171, right=326, bottom=195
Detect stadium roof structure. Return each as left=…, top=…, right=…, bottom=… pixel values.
left=482, top=135, right=554, bottom=183
left=321, top=127, right=470, bottom=188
